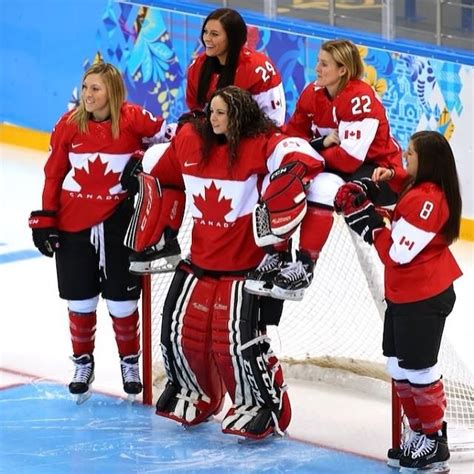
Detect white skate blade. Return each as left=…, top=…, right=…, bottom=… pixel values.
left=73, top=391, right=92, bottom=405
left=400, top=462, right=450, bottom=473
left=126, top=394, right=138, bottom=403
left=243, top=280, right=273, bottom=296
left=270, top=285, right=304, bottom=301
left=386, top=459, right=400, bottom=469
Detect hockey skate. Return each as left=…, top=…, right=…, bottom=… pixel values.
left=129, top=237, right=181, bottom=274
left=69, top=354, right=95, bottom=405
left=244, top=252, right=290, bottom=296
left=399, top=423, right=450, bottom=473
left=387, top=428, right=423, bottom=468
left=120, top=353, right=143, bottom=401
left=271, top=251, right=314, bottom=301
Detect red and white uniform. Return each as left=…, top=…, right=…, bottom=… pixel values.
left=151, top=124, right=322, bottom=437
left=150, top=124, right=323, bottom=271
left=42, top=103, right=165, bottom=231
left=285, top=79, right=407, bottom=192
left=186, top=47, right=286, bottom=126
left=374, top=182, right=462, bottom=303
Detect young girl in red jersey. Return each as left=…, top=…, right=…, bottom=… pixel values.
left=185, top=8, right=285, bottom=126
left=335, top=130, right=462, bottom=472
left=28, top=62, right=168, bottom=403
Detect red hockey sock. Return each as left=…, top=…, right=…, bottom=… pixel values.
left=394, top=379, right=421, bottom=431
left=411, top=379, right=447, bottom=434
left=299, top=205, right=333, bottom=261
left=111, top=310, right=140, bottom=357
left=69, top=311, right=96, bottom=356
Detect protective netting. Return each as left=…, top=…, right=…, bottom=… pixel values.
left=145, top=211, right=474, bottom=453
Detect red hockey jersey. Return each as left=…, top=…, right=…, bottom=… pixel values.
left=186, top=47, right=285, bottom=126
left=285, top=79, right=407, bottom=192
left=150, top=124, right=324, bottom=272
left=373, top=182, right=462, bottom=303
left=42, top=102, right=165, bottom=231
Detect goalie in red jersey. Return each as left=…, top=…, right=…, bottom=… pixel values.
left=28, top=62, right=170, bottom=403
left=246, top=39, right=408, bottom=301
left=335, top=131, right=462, bottom=472
left=122, top=86, right=324, bottom=440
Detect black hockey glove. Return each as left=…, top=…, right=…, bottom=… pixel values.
left=28, top=210, right=59, bottom=257
left=309, top=136, right=326, bottom=152
left=334, top=183, right=385, bottom=245
left=121, top=151, right=144, bottom=195
left=351, top=177, right=381, bottom=204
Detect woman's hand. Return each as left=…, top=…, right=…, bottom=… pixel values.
left=372, top=167, right=394, bottom=182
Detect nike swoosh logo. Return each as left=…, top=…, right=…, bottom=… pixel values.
left=71, top=143, right=83, bottom=149
left=184, top=161, right=198, bottom=167
left=127, top=286, right=138, bottom=291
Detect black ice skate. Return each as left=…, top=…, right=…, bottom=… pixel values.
left=399, top=422, right=450, bottom=473
left=244, top=251, right=290, bottom=296
left=69, top=354, right=95, bottom=405
left=120, top=353, right=143, bottom=401
left=129, top=237, right=181, bottom=274
left=271, top=251, right=314, bottom=301
left=387, top=428, right=423, bottom=468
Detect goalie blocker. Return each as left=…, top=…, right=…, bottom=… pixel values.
left=124, top=172, right=185, bottom=273
left=253, top=162, right=308, bottom=247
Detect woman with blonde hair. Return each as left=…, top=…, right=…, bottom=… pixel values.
left=29, top=62, right=168, bottom=403
left=247, top=39, right=407, bottom=301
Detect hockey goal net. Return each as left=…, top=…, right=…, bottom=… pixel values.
left=141, top=211, right=474, bottom=455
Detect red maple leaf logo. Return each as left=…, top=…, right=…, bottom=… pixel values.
left=73, top=156, right=121, bottom=194
left=193, top=181, right=233, bottom=221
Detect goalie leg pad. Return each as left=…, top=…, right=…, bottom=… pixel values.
left=156, top=266, right=225, bottom=425
left=124, top=173, right=185, bottom=252
left=211, top=280, right=291, bottom=439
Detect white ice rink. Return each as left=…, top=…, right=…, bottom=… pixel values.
left=1, top=143, right=473, bottom=472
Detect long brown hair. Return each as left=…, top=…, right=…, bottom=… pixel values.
left=320, top=39, right=364, bottom=95
left=196, top=9, right=247, bottom=107
left=68, top=62, right=125, bottom=139
left=410, top=131, right=462, bottom=244
left=194, top=86, right=277, bottom=167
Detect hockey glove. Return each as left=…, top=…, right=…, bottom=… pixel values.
left=28, top=210, right=59, bottom=257
left=121, top=151, right=144, bottom=195
left=352, top=177, right=381, bottom=204
left=309, top=136, right=326, bottom=152
left=334, top=183, right=385, bottom=245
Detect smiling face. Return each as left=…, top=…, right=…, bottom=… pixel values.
left=82, top=73, right=110, bottom=121
left=209, top=95, right=229, bottom=136
left=315, top=49, right=347, bottom=98
left=202, top=19, right=229, bottom=65
left=405, top=140, right=419, bottom=179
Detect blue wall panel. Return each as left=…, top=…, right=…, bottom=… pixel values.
left=0, top=0, right=108, bottom=132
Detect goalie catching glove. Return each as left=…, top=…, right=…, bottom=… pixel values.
left=334, top=182, right=385, bottom=245
left=253, top=162, right=308, bottom=247
left=28, top=210, right=59, bottom=257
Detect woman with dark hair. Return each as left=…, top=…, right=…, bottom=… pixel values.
left=335, top=130, right=462, bottom=472
left=28, top=62, right=169, bottom=403
left=185, top=8, right=285, bottom=126
left=124, top=86, right=324, bottom=440
left=246, top=39, right=407, bottom=301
